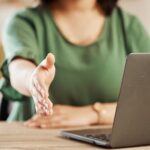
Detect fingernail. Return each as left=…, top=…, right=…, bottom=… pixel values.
left=45, top=109, right=48, bottom=113
left=41, top=89, right=45, bottom=98
left=45, top=103, right=48, bottom=109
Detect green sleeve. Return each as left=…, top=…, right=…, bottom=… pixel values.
left=0, top=12, right=40, bottom=101
left=127, top=16, right=150, bottom=53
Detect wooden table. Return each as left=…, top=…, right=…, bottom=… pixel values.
left=0, top=122, right=150, bottom=150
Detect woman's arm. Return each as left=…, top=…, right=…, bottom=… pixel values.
left=94, top=103, right=117, bottom=125
left=9, top=58, right=36, bottom=96
left=25, top=103, right=117, bottom=128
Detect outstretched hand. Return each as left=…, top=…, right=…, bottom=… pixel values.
left=29, top=53, right=55, bottom=115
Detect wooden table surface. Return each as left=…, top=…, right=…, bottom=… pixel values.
left=0, top=122, right=150, bottom=150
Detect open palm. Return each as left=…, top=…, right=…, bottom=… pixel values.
left=29, top=53, right=55, bottom=115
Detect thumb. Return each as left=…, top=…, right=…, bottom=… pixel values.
left=40, top=53, right=55, bottom=70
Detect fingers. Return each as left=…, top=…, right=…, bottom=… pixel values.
left=41, top=116, right=70, bottom=129
left=24, top=113, right=67, bottom=129
left=29, top=53, right=55, bottom=116
left=33, top=77, right=48, bottom=99
left=42, top=99, right=53, bottom=115
left=24, top=114, right=41, bottom=128
left=24, top=105, right=77, bottom=129
left=40, top=53, right=55, bottom=70
left=31, top=78, right=53, bottom=115
left=31, top=80, right=46, bottom=114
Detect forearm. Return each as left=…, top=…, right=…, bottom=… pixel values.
left=9, top=58, right=36, bottom=96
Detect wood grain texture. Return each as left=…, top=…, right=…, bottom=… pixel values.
left=0, top=122, right=150, bottom=150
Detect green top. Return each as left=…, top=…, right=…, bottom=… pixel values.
left=1, top=6, right=150, bottom=121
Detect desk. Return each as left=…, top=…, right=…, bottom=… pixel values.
left=0, top=122, right=150, bottom=150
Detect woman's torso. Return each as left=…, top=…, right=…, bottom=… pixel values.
left=34, top=6, right=128, bottom=105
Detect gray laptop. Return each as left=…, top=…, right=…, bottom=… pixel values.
left=61, top=53, right=150, bottom=148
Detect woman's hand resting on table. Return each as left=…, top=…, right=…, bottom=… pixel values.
left=24, top=105, right=99, bottom=128
left=29, top=53, right=55, bottom=115
left=24, top=103, right=117, bottom=128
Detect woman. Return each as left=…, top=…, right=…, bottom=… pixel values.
left=1, top=0, right=150, bottom=128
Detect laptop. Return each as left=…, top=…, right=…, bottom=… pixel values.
left=61, top=53, right=150, bottom=148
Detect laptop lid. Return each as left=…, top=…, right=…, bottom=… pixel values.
left=110, top=53, right=150, bottom=148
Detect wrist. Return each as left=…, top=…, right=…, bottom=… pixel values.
left=93, top=103, right=116, bottom=125
left=92, top=102, right=104, bottom=124
left=84, top=105, right=100, bottom=125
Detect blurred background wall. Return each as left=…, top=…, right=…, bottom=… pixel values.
left=119, top=0, right=150, bottom=34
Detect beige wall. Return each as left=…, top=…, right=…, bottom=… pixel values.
left=119, top=0, right=150, bottom=34
left=0, top=2, right=23, bottom=68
